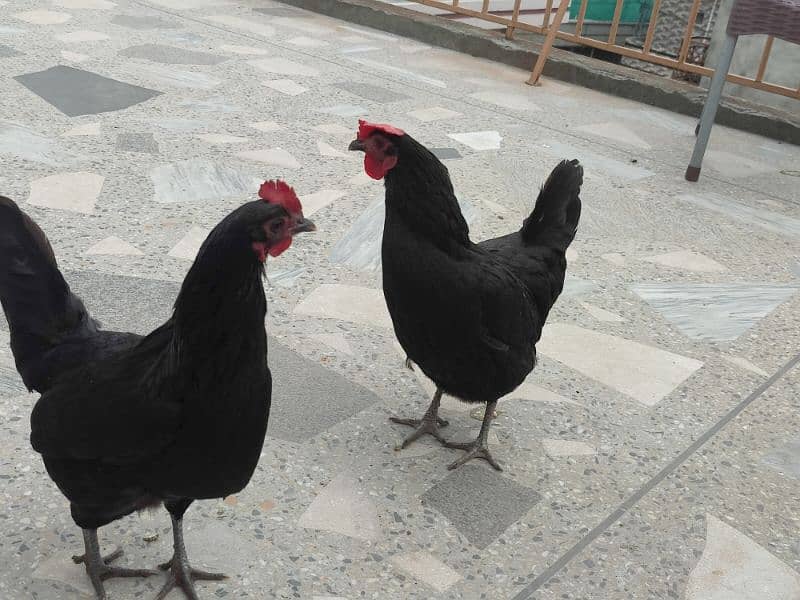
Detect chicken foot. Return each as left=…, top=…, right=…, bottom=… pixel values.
left=73, top=528, right=156, bottom=600
left=391, top=387, right=449, bottom=449
left=156, top=512, right=227, bottom=600
left=443, top=400, right=502, bottom=471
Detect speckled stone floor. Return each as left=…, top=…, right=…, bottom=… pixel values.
left=1, top=1, right=799, bottom=599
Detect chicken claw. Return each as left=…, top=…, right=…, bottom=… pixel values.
left=391, top=388, right=451, bottom=450
left=156, top=514, right=227, bottom=600
left=74, top=529, right=156, bottom=600
left=443, top=400, right=502, bottom=471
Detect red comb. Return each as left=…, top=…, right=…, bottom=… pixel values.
left=258, top=180, right=302, bottom=214
left=357, top=119, right=405, bottom=141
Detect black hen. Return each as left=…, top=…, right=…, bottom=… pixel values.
left=349, top=121, right=582, bottom=470
left=0, top=183, right=314, bottom=599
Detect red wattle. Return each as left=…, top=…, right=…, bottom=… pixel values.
left=268, top=237, right=292, bottom=257
left=364, top=155, right=385, bottom=180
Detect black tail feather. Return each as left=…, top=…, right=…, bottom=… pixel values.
left=0, top=197, right=95, bottom=389
left=521, top=159, right=583, bottom=253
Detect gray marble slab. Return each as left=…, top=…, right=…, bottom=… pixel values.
left=111, top=15, right=178, bottom=29
left=632, top=282, right=799, bottom=341
left=329, top=197, right=478, bottom=271
left=0, top=365, right=26, bottom=398
left=421, top=464, right=541, bottom=549
left=0, top=121, right=74, bottom=166
left=116, top=132, right=159, bottom=154
left=0, top=44, right=22, bottom=58
left=430, top=147, right=462, bottom=160
left=14, top=66, right=162, bottom=117
left=119, top=44, right=227, bottom=65
left=762, top=438, right=800, bottom=480
left=266, top=340, right=382, bottom=443
left=150, top=159, right=256, bottom=203
left=679, top=193, right=800, bottom=239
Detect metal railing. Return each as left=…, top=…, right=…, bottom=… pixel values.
left=397, top=0, right=800, bottom=101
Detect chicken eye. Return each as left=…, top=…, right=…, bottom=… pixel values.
left=269, top=219, right=284, bottom=233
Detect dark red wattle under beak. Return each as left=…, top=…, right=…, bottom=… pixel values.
left=291, top=217, right=316, bottom=234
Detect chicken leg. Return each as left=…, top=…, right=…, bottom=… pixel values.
left=443, top=400, right=502, bottom=471
left=73, top=528, right=155, bottom=600
left=156, top=500, right=227, bottom=600
left=391, top=387, right=449, bottom=449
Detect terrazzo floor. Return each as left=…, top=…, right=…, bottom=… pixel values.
left=1, top=1, right=799, bottom=599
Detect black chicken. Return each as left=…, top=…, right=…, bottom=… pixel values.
left=349, top=120, right=582, bottom=471
left=0, top=181, right=314, bottom=599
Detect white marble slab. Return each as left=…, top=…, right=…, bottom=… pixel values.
left=168, top=226, right=208, bottom=260
left=678, top=193, right=800, bottom=239
left=297, top=472, right=381, bottom=541
left=537, top=323, right=704, bottom=407
left=318, top=104, right=367, bottom=118
left=134, top=64, right=221, bottom=90
left=580, top=302, right=625, bottom=323
left=632, top=283, right=798, bottom=341
left=14, top=10, right=72, bottom=24
left=60, top=51, right=89, bottom=62
left=720, top=354, right=769, bottom=377
left=407, top=106, right=462, bottom=122
left=448, top=131, right=502, bottom=151
left=249, top=58, right=319, bottom=77
left=642, top=249, right=727, bottom=273
left=61, top=122, right=102, bottom=137
left=0, top=121, right=73, bottom=166
left=236, top=148, right=301, bottom=169
left=301, top=189, right=346, bottom=216
left=308, top=333, right=353, bottom=355
left=560, top=275, right=597, bottom=300
left=28, top=172, right=104, bottom=214
left=542, top=439, right=597, bottom=457
left=686, top=515, right=800, bottom=600
left=601, top=252, right=627, bottom=266
left=576, top=122, right=651, bottom=149
left=262, top=79, right=308, bottom=96
left=294, top=284, right=392, bottom=329
left=502, top=380, right=581, bottom=406
left=86, top=236, right=143, bottom=256
left=390, top=551, right=461, bottom=592
left=344, top=56, right=446, bottom=88
left=150, top=159, right=256, bottom=203
left=249, top=121, right=282, bottom=133
left=317, top=140, right=348, bottom=158
left=329, top=197, right=477, bottom=272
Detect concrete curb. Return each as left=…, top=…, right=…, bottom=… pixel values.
left=274, top=0, right=800, bottom=145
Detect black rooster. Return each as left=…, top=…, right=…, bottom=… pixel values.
left=349, top=120, right=582, bottom=470
left=0, top=181, right=314, bottom=599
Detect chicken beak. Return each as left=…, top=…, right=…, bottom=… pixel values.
left=348, top=139, right=365, bottom=152
left=291, top=217, right=316, bottom=234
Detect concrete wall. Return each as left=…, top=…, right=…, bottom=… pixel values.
left=705, top=0, right=800, bottom=112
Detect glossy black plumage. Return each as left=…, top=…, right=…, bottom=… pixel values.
left=1, top=196, right=278, bottom=529
left=380, top=135, right=583, bottom=406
